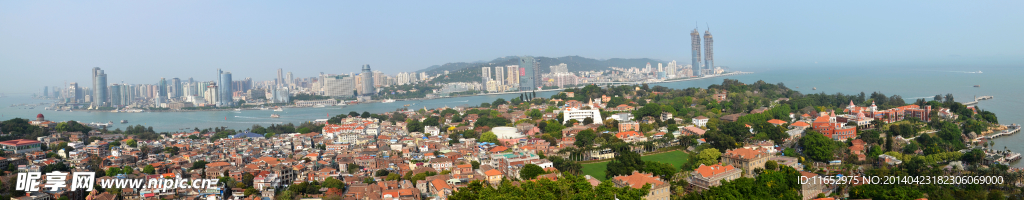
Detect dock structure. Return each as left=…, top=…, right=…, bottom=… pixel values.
left=962, top=95, right=993, bottom=106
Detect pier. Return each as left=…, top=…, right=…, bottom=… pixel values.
left=962, top=95, right=993, bottom=106
left=976, top=124, right=1020, bottom=140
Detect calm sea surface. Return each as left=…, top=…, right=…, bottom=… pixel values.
left=2, top=65, right=1022, bottom=166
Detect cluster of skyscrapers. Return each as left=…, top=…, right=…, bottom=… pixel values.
left=690, top=26, right=715, bottom=77
left=479, top=56, right=541, bottom=93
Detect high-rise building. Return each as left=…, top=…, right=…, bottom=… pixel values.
left=494, top=66, right=505, bottom=88
left=286, top=72, right=293, bottom=87
left=277, top=68, right=284, bottom=87
left=159, top=78, right=168, bottom=100
left=323, top=74, right=356, bottom=98
left=220, top=71, right=233, bottom=107
left=109, top=84, right=121, bottom=106
left=91, top=67, right=108, bottom=108
left=691, top=28, right=703, bottom=77
left=550, top=63, right=568, bottom=74
left=361, top=65, right=374, bottom=96
left=519, top=56, right=539, bottom=91
left=69, top=82, right=81, bottom=103
left=704, top=29, right=714, bottom=73
left=43, top=86, right=48, bottom=98
left=171, top=78, right=182, bottom=99
left=481, top=67, right=491, bottom=83
left=507, top=65, right=519, bottom=88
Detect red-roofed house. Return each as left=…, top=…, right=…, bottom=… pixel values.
left=721, top=148, right=771, bottom=177
left=688, top=163, right=741, bottom=190
left=0, top=139, right=42, bottom=153
left=767, top=119, right=787, bottom=126
left=612, top=171, right=670, bottom=200
left=615, top=131, right=646, bottom=143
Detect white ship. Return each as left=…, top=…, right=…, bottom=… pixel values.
left=382, top=99, right=396, bottom=103
left=273, top=107, right=284, bottom=112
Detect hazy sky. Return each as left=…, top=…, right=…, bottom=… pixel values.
left=2, top=1, right=1022, bottom=94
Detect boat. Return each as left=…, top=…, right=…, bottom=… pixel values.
left=270, top=114, right=280, bottom=118
left=234, top=108, right=242, bottom=111
left=273, top=107, right=284, bottom=112
left=974, top=85, right=981, bottom=87
left=812, top=87, right=817, bottom=90
left=404, top=104, right=411, bottom=107
left=382, top=99, right=396, bottom=103
left=121, top=120, right=128, bottom=124
left=314, top=104, right=326, bottom=108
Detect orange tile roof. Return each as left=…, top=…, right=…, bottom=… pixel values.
left=484, top=169, right=502, bottom=176
left=615, top=131, right=641, bottom=139
left=612, top=171, right=665, bottom=189
left=723, top=148, right=766, bottom=160
left=791, top=121, right=810, bottom=127
left=694, top=164, right=737, bottom=178
left=767, top=119, right=787, bottom=125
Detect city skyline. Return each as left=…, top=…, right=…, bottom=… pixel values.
left=3, top=1, right=1024, bottom=94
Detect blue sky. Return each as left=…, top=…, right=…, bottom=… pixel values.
left=1, top=1, right=1022, bottom=94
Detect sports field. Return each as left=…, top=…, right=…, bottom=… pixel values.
left=580, top=150, right=690, bottom=181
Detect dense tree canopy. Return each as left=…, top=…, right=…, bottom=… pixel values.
left=449, top=174, right=650, bottom=200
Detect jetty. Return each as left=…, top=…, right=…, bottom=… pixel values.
left=962, top=95, right=993, bottom=106
left=976, top=124, right=1021, bottom=140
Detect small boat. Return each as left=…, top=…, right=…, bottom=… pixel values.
left=812, top=87, right=817, bottom=90
left=382, top=99, right=396, bottom=103
left=974, top=85, right=981, bottom=87
left=273, top=107, right=284, bottom=112
left=234, top=108, right=242, bottom=111
left=314, top=104, right=326, bottom=108
left=121, top=120, right=128, bottom=124
left=270, top=114, right=280, bottom=118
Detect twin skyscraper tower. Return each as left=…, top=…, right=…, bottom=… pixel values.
left=691, top=25, right=714, bottom=77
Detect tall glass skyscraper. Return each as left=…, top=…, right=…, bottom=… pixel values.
left=690, top=28, right=702, bottom=77
left=518, top=56, right=539, bottom=91
left=220, top=71, right=233, bottom=107
left=704, top=29, right=714, bottom=72
left=361, top=65, right=374, bottom=96
left=92, top=67, right=108, bottom=107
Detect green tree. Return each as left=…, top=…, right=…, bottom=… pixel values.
left=573, top=129, right=597, bottom=148
left=361, top=111, right=371, bottom=118
left=800, top=130, right=836, bottom=162
left=480, top=131, right=498, bottom=143
left=322, top=177, right=345, bottom=189
left=519, top=164, right=546, bottom=180
left=143, top=165, right=155, bottom=174
left=606, top=151, right=644, bottom=179
left=643, top=161, right=677, bottom=179
left=470, top=161, right=480, bottom=169
left=695, top=148, right=722, bottom=166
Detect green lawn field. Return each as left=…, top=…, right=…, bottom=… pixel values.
left=580, top=150, right=690, bottom=181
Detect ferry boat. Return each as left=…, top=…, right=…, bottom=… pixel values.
left=314, top=104, right=326, bottom=108
left=812, top=87, right=817, bottom=90
left=270, top=114, right=280, bottom=118
left=121, top=120, right=128, bottom=124
left=234, top=108, right=242, bottom=111
left=273, top=107, right=284, bottom=112
left=974, top=85, right=981, bottom=87
left=383, top=99, right=396, bottom=103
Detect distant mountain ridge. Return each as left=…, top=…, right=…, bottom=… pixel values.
left=417, top=56, right=668, bottom=75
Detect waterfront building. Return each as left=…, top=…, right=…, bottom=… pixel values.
left=361, top=65, right=375, bottom=96
left=494, top=66, right=505, bottom=89
left=481, top=67, right=491, bottom=83
left=109, top=84, right=121, bottom=106
left=690, top=28, right=702, bottom=77
left=171, top=77, right=182, bottom=98
left=519, top=56, right=540, bottom=91
left=550, top=63, right=568, bottom=74
left=507, top=65, right=520, bottom=88
left=704, top=29, right=714, bottom=73
left=91, top=67, right=108, bottom=107
left=158, top=78, right=168, bottom=103
left=277, top=68, right=284, bottom=87
left=69, top=82, right=81, bottom=103
left=323, top=74, right=356, bottom=98
left=219, top=70, right=234, bottom=107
